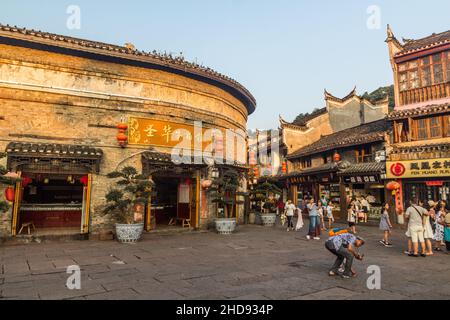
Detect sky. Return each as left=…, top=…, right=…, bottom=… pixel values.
left=1, top=0, right=449, bottom=130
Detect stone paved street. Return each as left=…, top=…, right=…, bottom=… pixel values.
left=1, top=223, right=449, bottom=300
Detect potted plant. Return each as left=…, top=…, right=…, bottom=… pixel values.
left=208, top=168, right=244, bottom=234
left=103, top=166, right=154, bottom=243
left=251, top=180, right=282, bottom=227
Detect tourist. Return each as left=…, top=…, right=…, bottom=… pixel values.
left=347, top=203, right=357, bottom=234
left=423, top=201, right=436, bottom=255
left=360, top=196, right=370, bottom=223
left=295, top=202, right=304, bottom=231
left=434, top=202, right=446, bottom=251
left=276, top=198, right=285, bottom=216
left=284, top=200, right=296, bottom=232
left=325, top=231, right=365, bottom=279
left=320, top=194, right=328, bottom=209
left=327, top=201, right=335, bottom=230
left=404, top=199, right=427, bottom=257
left=306, top=198, right=321, bottom=240
left=318, top=201, right=326, bottom=231
left=379, top=203, right=393, bottom=247
left=444, top=211, right=450, bottom=253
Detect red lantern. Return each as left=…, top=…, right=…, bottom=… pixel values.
left=386, top=181, right=401, bottom=191
left=333, top=153, right=341, bottom=162
left=253, top=166, right=259, bottom=178
left=281, top=162, right=287, bottom=174
left=117, top=123, right=128, bottom=131
left=4, top=187, right=15, bottom=202
left=80, top=175, right=89, bottom=186
left=117, top=122, right=128, bottom=148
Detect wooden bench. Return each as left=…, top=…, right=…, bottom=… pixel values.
left=18, top=222, right=36, bottom=235
left=168, top=218, right=192, bottom=228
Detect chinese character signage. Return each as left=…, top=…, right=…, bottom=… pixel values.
left=344, top=175, right=379, bottom=184
left=386, top=158, right=450, bottom=179
left=128, top=117, right=225, bottom=150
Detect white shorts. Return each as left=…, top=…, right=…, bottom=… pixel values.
left=410, top=225, right=425, bottom=243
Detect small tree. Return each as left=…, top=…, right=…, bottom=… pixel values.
left=0, top=152, right=18, bottom=212
left=103, top=166, right=154, bottom=224
left=208, top=168, right=244, bottom=218
left=251, top=180, right=282, bottom=213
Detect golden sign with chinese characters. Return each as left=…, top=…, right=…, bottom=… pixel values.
left=128, top=117, right=226, bottom=151
left=386, top=158, right=450, bottom=179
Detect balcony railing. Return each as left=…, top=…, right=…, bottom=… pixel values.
left=400, top=82, right=449, bottom=106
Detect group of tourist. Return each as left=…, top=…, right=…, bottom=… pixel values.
left=277, top=194, right=450, bottom=279
left=403, top=198, right=450, bottom=257
left=281, top=197, right=335, bottom=239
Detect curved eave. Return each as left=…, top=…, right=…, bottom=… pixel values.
left=0, top=32, right=256, bottom=115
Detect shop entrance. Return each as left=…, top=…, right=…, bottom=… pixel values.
left=16, top=173, right=89, bottom=236
left=150, top=175, right=197, bottom=229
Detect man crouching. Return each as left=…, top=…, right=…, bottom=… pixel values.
left=325, top=230, right=365, bottom=279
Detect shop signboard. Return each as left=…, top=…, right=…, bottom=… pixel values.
left=343, top=175, right=379, bottom=184
left=387, top=158, right=450, bottom=179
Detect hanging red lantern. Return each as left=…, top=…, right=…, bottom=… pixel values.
left=80, top=175, right=89, bottom=186
left=281, top=162, right=287, bottom=174
left=117, top=122, right=128, bottom=148
left=386, top=181, right=401, bottom=191
left=4, top=187, right=15, bottom=202
left=333, top=153, right=341, bottom=162
left=185, top=178, right=192, bottom=185
left=253, top=166, right=259, bottom=178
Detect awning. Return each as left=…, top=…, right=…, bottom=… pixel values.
left=6, top=142, right=103, bottom=174
left=338, top=162, right=385, bottom=176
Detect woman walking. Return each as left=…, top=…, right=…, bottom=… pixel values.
left=295, top=203, right=304, bottom=231
left=422, top=201, right=436, bottom=255
left=379, top=203, right=393, bottom=247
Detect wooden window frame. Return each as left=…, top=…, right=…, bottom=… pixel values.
left=413, top=116, right=446, bottom=140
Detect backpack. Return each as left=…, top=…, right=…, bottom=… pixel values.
left=329, top=228, right=350, bottom=237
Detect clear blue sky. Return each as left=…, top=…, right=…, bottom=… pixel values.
left=1, top=0, right=449, bottom=130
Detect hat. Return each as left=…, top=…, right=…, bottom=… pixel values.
left=428, top=200, right=437, bottom=208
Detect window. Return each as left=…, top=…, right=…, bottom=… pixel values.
left=429, top=117, right=442, bottom=138
left=415, top=116, right=445, bottom=140
left=409, top=70, right=420, bottom=88
left=447, top=52, right=450, bottom=83
left=399, top=72, right=408, bottom=91
left=417, top=119, right=428, bottom=139
left=433, top=64, right=444, bottom=84
left=301, top=157, right=312, bottom=169
left=355, top=146, right=372, bottom=163
left=421, top=66, right=431, bottom=87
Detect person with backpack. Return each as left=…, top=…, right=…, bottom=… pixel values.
left=405, top=198, right=427, bottom=258
left=325, top=231, right=365, bottom=279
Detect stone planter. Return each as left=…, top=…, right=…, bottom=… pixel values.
left=260, top=213, right=277, bottom=227
left=215, top=218, right=236, bottom=235
left=115, top=223, right=144, bottom=243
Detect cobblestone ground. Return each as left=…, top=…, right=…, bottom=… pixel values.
left=1, top=223, right=449, bottom=300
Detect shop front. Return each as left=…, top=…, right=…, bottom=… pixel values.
left=387, top=158, right=450, bottom=209
left=339, top=162, right=387, bottom=221
left=6, top=142, right=102, bottom=237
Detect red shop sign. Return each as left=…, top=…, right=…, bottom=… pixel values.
left=426, top=181, right=444, bottom=187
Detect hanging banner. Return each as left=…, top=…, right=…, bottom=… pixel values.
left=386, top=158, right=450, bottom=179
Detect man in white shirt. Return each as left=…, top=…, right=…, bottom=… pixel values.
left=405, top=198, right=427, bottom=257
left=284, top=200, right=296, bottom=232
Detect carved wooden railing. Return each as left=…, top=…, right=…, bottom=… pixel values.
left=400, top=82, right=449, bottom=106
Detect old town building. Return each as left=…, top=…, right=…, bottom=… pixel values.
left=0, top=24, right=256, bottom=238
left=385, top=26, right=450, bottom=212
left=280, top=89, right=390, bottom=220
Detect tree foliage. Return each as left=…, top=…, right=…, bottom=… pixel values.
left=102, top=166, right=154, bottom=224
left=208, top=169, right=244, bottom=218
left=250, top=179, right=282, bottom=213
left=361, top=85, right=395, bottom=110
